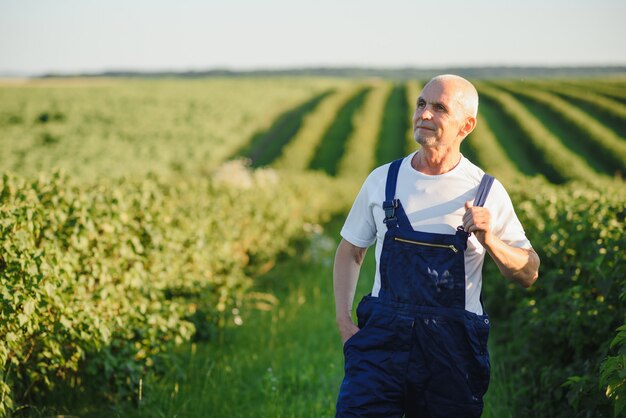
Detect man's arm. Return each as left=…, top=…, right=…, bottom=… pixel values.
left=464, top=201, right=540, bottom=288
left=334, top=239, right=368, bottom=344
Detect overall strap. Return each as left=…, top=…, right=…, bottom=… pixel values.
left=474, top=173, right=495, bottom=316
left=383, top=158, right=403, bottom=228
left=474, top=174, right=495, bottom=207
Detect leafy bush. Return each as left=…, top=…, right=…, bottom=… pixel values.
left=0, top=162, right=352, bottom=415
left=599, top=324, right=626, bottom=417
left=483, top=179, right=625, bottom=417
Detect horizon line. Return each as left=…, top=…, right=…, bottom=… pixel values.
left=2, top=63, right=626, bottom=79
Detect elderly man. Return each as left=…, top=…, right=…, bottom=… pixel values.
left=334, top=74, right=539, bottom=417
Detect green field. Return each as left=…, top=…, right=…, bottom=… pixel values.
left=1, top=76, right=625, bottom=418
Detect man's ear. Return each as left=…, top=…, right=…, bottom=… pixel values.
left=459, top=116, right=477, bottom=139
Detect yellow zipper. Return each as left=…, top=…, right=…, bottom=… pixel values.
left=394, top=237, right=459, bottom=253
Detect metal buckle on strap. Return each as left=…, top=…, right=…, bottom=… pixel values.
left=383, top=199, right=398, bottom=223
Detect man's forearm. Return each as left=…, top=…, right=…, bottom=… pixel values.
left=483, top=233, right=540, bottom=288
left=333, top=239, right=367, bottom=322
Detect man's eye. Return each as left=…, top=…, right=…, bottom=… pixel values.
left=436, top=104, right=446, bottom=111
left=417, top=101, right=425, bottom=108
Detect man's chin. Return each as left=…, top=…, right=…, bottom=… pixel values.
left=414, top=135, right=437, bottom=147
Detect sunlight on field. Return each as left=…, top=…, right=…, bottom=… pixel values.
left=0, top=77, right=347, bottom=180
left=1, top=76, right=624, bottom=418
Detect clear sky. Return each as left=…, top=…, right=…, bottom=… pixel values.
left=1, top=0, right=625, bottom=75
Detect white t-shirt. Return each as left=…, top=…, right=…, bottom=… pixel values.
left=340, top=152, right=532, bottom=315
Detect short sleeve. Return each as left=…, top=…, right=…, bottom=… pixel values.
left=340, top=174, right=379, bottom=248
left=489, top=180, right=533, bottom=249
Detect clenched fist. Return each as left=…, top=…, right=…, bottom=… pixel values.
left=463, top=200, right=492, bottom=245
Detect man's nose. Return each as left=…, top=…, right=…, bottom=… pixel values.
left=417, top=106, right=433, bottom=120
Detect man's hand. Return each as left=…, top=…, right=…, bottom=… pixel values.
left=463, top=201, right=540, bottom=288
left=336, top=317, right=360, bottom=346
left=463, top=200, right=492, bottom=245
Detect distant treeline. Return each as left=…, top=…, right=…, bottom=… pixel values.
left=38, top=65, right=626, bottom=79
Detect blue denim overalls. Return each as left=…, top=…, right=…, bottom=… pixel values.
left=336, top=159, right=494, bottom=418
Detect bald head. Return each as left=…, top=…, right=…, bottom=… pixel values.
left=413, top=74, right=480, bottom=147
left=423, top=74, right=479, bottom=118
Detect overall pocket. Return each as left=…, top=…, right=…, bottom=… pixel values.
left=343, top=295, right=401, bottom=352
left=343, top=295, right=377, bottom=350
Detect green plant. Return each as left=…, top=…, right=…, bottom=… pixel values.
left=0, top=163, right=353, bottom=415
left=483, top=178, right=625, bottom=418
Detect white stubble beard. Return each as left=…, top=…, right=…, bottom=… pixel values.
left=414, top=129, right=438, bottom=147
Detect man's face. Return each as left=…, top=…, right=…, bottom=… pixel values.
left=412, top=80, right=469, bottom=148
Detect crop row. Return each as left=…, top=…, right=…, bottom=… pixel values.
left=404, top=80, right=421, bottom=155
left=561, top=79, right=626, bottom=102
left=462, top=106, right=524, bottom=185
left=308, top=87, right=371, bottom=176
left=238, top=91, right=333, bottom=167
left=226, top=78, right=625, bottom=186
left=474, top=82, right=601, bottom=183
left=374, top=83, right=411, bottom=167
left=273, top=85, right=364, bottom=171
left=492, top=81, right=626, bottom=176
left=531, top=81, right=626, bottom=122
left=338, top=81, right=392, bottom=179
left=277, top=80, right=414, bottom=175
left=240, top=79, right=416, bottom=179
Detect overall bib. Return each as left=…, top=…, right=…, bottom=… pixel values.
left=336, top=159, right=494, bottom=418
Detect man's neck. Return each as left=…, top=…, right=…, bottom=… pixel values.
left=411, top=147, right=462, bottom=175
